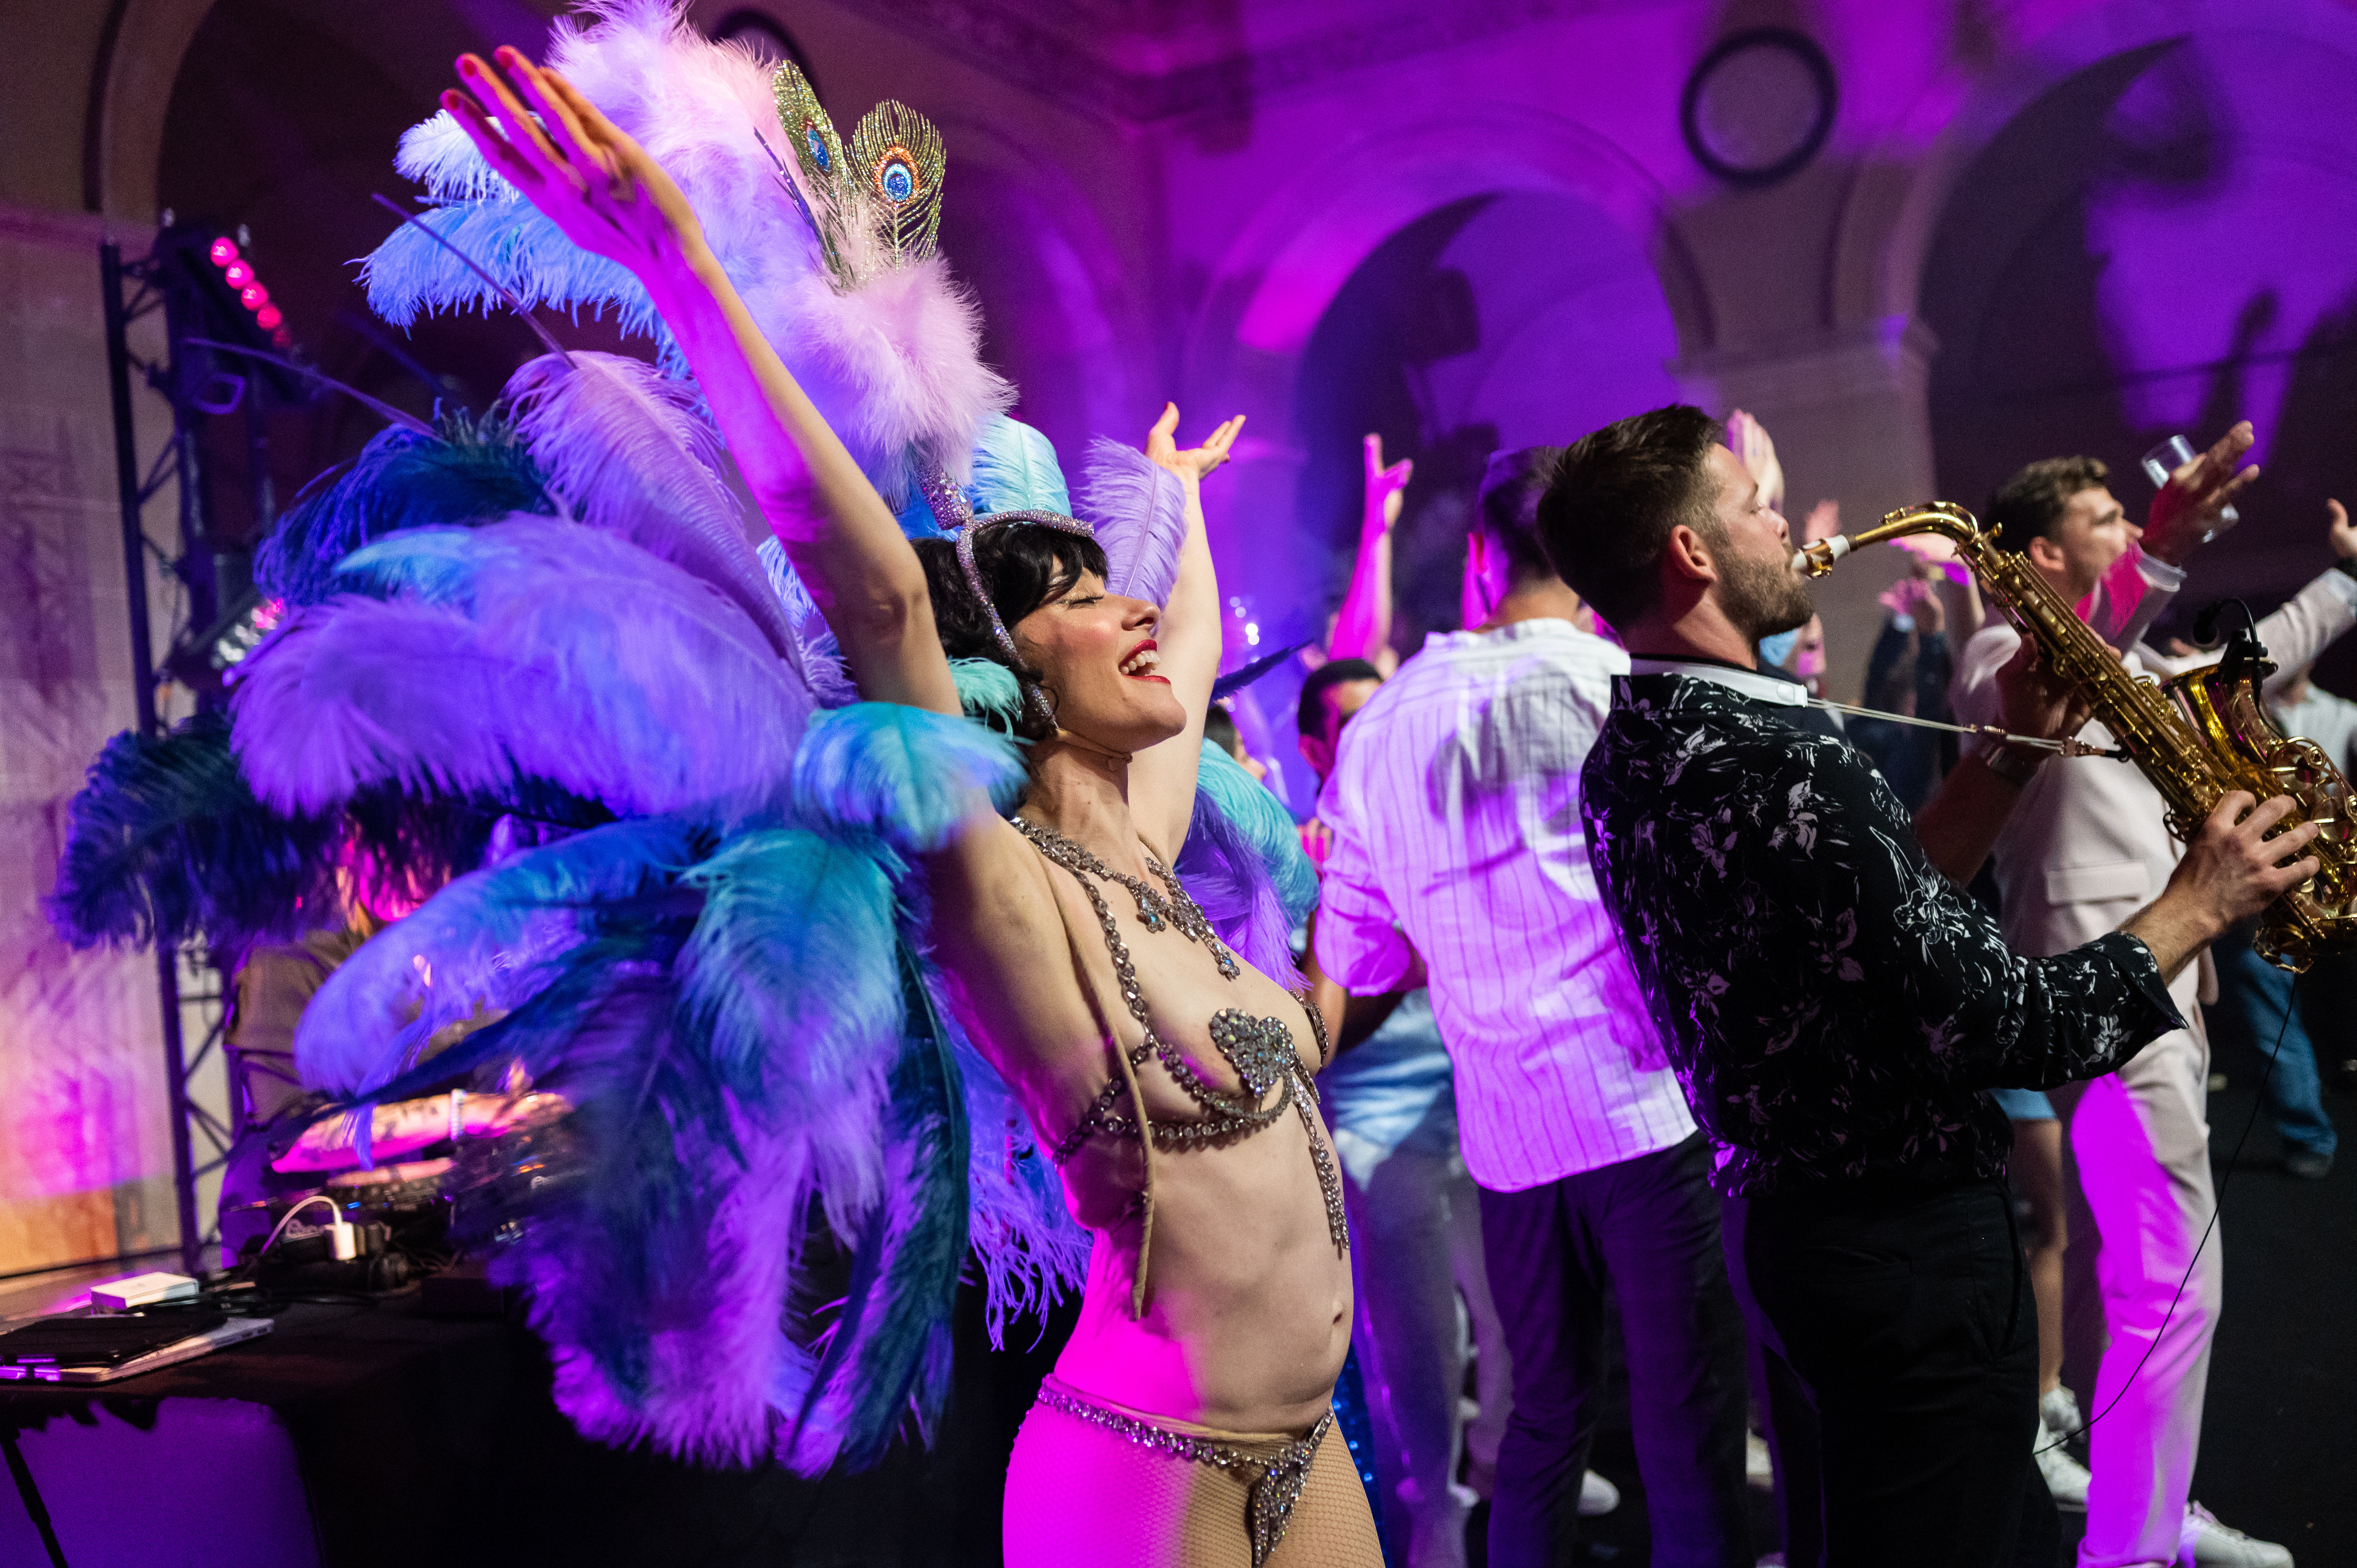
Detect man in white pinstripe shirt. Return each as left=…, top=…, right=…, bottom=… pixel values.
left=1315, top=447, right=1753, bottom=1568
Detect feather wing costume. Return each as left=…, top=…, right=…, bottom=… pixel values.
left=51, top=0, right=1302, bottom=1472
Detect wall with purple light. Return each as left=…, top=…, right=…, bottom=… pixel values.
left=8, top=0, right=2357, bottom=1266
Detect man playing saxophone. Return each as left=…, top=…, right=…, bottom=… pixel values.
left=1951, top=431, right=2357, bottom=1568
left=1537, top=405, right=2322, bottom=1568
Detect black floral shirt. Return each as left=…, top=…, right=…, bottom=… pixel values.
left=1581, top=672, right=2182, bottom=1196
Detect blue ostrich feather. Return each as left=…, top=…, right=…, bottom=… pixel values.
left=952, top=1016, right=1089, bottom=1337
left=362, top=195, right=667, bottom=349
left=1175, top=739, right=1316, bottom=983
left=235, top=519, right=814, bottom=822
left=791, top=703, right=1027, bottom=853
left=45, top=710, right=341, bottom=963
left=675, top=827, right=903, bottom=1215
left=293, top=815, right=706, bottom=1099
left=253, top=413, right=554, bottom=606
left=948, top=658, right=1025, bottom=735
left=792, top=944, right=969, bottom=1472
left=970, top=414, right=1072, bottom=517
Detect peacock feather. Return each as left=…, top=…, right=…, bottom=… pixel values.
left=848, top=100, right=946, bottom=265
left=769, top=58, right=853, bottom=288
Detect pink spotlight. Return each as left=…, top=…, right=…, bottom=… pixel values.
left=255, top=304, right=284, bottom=330
left=209, top=237, right=239, bottom=267
left=223, top=261, right=253, bottom=288
left=240, top=283, right=269, bottom=311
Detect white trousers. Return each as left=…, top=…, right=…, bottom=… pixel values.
left=2052, top=1017, right=2221, bottom=1568
left=1332, top=1130, right=1511, bottom=1568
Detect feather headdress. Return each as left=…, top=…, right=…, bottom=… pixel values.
left=362, top=0, right=1010, bottom=508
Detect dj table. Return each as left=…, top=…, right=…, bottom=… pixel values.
left=1, top=1284, right=1070, bottom=1568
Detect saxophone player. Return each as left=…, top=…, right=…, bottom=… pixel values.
left=1950, top=434, right=2357, bottom=1568
left=1535, top=406, right=2322, bottom=1568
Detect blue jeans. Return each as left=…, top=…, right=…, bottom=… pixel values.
left=2209, top=926, right=2337, bottom=1160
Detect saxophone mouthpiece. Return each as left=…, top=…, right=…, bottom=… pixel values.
left=1795, top=536, right=1852, bottom=577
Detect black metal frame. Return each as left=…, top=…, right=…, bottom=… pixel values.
left=98, top=233, right=261, bottom=1275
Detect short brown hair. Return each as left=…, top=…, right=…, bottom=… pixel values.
left=1474, top=446, right=1566, bottom=584
left=1534, top=405, right=1724, bottom=630
left=1987, top=456, right=2109, bottom=558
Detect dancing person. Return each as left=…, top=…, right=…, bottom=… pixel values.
left=1846, top=565, right=1958, bottom=812
left=1297, top=657, right=1523, bottom=1568
left=1953, top=449, right=2357, bottom=1568
left=1294, top=435, right=1522, bottom=1566
left=439, top=45, right=1377, bottom=1566
left=1317, top=447, right=1751, bottom=1568
left=1325, top=433, right=1412, bottom=677
left=1541, top=405, right=2321, bottom=1568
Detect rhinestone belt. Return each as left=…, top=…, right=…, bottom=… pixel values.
left=1034, top=1383, right=1333, bottom=1568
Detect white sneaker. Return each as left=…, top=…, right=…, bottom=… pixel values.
left=2035, top=1437, right=2090, bottom=1511
left=2040, top=1385, right=2085, bottom=1444
left=1747, top=1430, right=1775, bottom=1487
left=2180, top=1502, right=2295, bottom=1568
left=1578, top=1468, right=1620, bottom=1517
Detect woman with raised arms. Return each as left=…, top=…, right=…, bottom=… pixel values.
left=438, top=44, right=1378, bottom=1568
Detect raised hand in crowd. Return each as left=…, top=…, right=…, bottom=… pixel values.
left=1330, top=433, right=1411, bottom=673
left=2143, top=419, right=2259, bottom=562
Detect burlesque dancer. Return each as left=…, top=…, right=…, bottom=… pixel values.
left=437, top=41, right=1378, bottom=1568
left=1542, top=406, right=2318, bottom=1566
left=1952, top=440, right=2357, bottom=1568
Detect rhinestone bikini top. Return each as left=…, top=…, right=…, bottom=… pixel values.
left=1011, top=816, right=1349, bottom=1314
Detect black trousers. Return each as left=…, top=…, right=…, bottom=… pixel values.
left=1478, top=1131, right=1751, bottom=1568
left=1725, top=1177, right=2058, bottom=1568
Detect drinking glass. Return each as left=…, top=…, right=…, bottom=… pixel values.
left=2142, top=434, right=2238, bottom=544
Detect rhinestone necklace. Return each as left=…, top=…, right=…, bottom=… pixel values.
left=1011, top=817, right=1239, bottom=979
left=1013, top=815, right=1347, bottom=1257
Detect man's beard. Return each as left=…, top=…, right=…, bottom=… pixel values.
left=1720, top=543, right=1815, bottom=642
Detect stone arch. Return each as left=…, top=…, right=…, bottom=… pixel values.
left=84, top=0, right=218, bottom=218
left=1178, top=104, right=1703, bottom=654
left=1188, top=102, right=1707, bottom=399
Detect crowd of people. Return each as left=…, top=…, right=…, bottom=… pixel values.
left=1250, top=407, right=2354, bottom=1568
left=113, top=23, right=2353, bottom=1568
left=1197, top=401, right=2357, bottom=1556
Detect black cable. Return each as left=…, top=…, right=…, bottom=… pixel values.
left=2034, top=967, right=2297, bottom=1456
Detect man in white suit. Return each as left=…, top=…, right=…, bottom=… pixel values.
left=1953, top=425, right=2357, bottom=1568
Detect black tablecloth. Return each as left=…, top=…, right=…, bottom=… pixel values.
left=2, top=1283, right=1073, bottom=1568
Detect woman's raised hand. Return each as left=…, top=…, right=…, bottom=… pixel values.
left=1144, top=403, right=1245, bottom=485
left=443, top=46, right=708, bottom=280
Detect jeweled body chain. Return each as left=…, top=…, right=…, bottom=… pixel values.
left=1013, top=816, right=1348, bottom=1256
left=1033, top=1381, right=1332, bottom=1568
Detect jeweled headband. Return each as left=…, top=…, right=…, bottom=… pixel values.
left=918, top=460, right=1097, bottom=729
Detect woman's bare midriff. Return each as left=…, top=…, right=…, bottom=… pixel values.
left=1054, top=1095, right=1354, bottom=1434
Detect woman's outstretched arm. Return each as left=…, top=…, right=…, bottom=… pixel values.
left=442, top=47, right=959, bottom=716
left=1129, top=406, right=1242, bottom=857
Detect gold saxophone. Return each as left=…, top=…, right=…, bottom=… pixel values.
left=1797, top=501, right=2355, bottom=971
